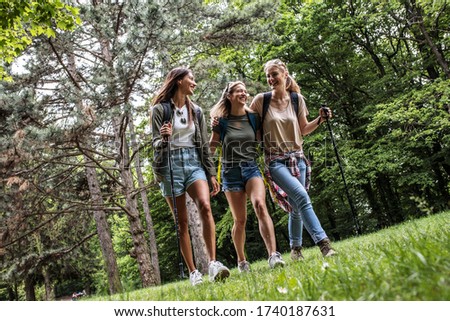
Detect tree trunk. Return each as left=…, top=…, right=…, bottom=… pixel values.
left=385, top=176, right=404, bottom=224
left=24, top=274, right=36, bottom=301
left=43, top=266, right=54, bottom=300
left=375, top=173, right=404, bottom=225
left=186, top=194, right=209, bottom=274
left=65, top=51, right=123, bottom=295
left=431, top=142, right=450, bottom=204
left=362, top=182, right=388, bottom=229
left=113, top=117, right=157, bottom=287
left=405, top=0, right=444, bottom=79
left=410, top=0, right=450, bottom=79
left=84, top=156, right=124, bottom=294
left=7, top=285, right=16, bottom=301
left=128, top=118, right=161, bottom=284
left=96, top=18, right=156, bottom=286
left=323, top=201, right=340, bottom=240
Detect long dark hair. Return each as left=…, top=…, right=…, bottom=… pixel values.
left=152, top=67, right=194, bottom=123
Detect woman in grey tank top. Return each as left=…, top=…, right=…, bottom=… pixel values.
left=210, top=81, right=285, bottom=273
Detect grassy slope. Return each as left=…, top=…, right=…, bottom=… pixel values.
left=96, top=211, right=450, bottom=301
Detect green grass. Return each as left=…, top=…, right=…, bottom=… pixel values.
left=93, top=211, right=450, bottom=301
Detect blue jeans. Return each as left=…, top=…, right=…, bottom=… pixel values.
left=221, top=161, right=262, bottom=192
left=159, top=147, right=207, bottom=197
left=269, top=157, right=327, bottom=247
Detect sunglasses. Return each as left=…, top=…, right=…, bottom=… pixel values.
left=176, top=109, right=187, bottom=124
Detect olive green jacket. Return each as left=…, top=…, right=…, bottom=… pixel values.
left=151, top=101, right=216, bottom=182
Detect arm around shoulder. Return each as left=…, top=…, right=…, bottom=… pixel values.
left=249, top=93, right=264, bottom=116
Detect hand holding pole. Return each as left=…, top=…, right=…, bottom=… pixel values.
left=163, top=121, right=185, bottom=278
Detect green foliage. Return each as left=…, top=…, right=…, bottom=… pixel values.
left=2, top=0, right=449, bottom=300
left=363, top=79, right=450, bottom=210
left=90, top=211, right=450, bottom=300
left=0, top=0, right=81, bottom=81
left=242, top=0, right=450, bottom=238
left=109, top=213, right=142, bottom=291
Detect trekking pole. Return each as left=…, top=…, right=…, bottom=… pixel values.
left=321, top=105, right=362, bottom=235
left=164, top=121, right=185, bottom=279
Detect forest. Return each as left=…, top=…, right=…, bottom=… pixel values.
left=0, top=0, right=449, bottom=300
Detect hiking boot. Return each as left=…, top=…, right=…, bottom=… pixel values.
left=290, top=246, right=304, bottom=261
left=208, top=260, right=230, bottom=282
left=189, top=270, right=203, bottom=286
left=317, top=238, right=337, bottom=257
left=237, top=260, right=251, bottom=273
left=268, top=252, right=286, bottom=269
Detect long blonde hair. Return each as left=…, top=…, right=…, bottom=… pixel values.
left=263, top=59, right=301, bottom=93
left=210, top=81, right=246, bottom=119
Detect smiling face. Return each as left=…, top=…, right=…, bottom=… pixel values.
left=265, top=65, right=288, bottom=90
left=178, top=72, right=197, bottom=96
left=228, top=83, right=248, bottom=107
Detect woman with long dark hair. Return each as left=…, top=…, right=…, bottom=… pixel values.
left=151, top=67, right=230, bottom=286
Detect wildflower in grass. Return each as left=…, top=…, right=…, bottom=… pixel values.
left=277, top=286, right=288, bottom=294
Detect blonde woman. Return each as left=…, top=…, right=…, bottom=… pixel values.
left=249, top=59, right=337, bottom=260
left=209, top=81, right=285, bottom=272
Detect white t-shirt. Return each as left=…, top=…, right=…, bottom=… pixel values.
left=171, top=105, right=195, bottom=149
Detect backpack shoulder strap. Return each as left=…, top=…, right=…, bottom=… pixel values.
left=261, top=92, right=272, bottom=126
left=290, top=91, right=299, bottom=115
left=190, top=103, right=203, bottom=127
left=218, top=117, right=229, bottom=142
left=163, top=101, right=202, bottom=124
left=193, top=105, right=202, bottom=123
left=261, top=91, right=299, bottom=123
left=161, top=101, right=172, bottom=123
left=246, top=112, right=258, bottom=140
left=261, top=92, right=272, bottom=148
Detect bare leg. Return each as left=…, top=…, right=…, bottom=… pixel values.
left=165, top=194, right=196, bottom=272
left=187, top=179, right=216, bottom=261
left=224, top=191, right=248, bottom=262
left=246, top=177, right=277, bottom=256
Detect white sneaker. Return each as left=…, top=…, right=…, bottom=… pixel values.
left=208, top=261, right=230, bottom=282
left=189, top=270, right=203, bottom=286
left=268, top=252, right=286, bottom=269
left=237, top=260, right=251, bottom=273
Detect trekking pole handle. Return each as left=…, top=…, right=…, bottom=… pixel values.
left=162, top=121, right=172, bottom=142
left=320, top=104, right=331, bottom=120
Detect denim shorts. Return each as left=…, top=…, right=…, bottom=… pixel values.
left=159, top=147, right=207, bottom=197
left=221, top=161, right=262, bottom=192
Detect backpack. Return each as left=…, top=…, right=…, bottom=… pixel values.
left=260, top=91, right=302, bottom=210
left=261, top=91, right=299, bottom=141
left=217, top=111, right=259, bottom=142
left=151, top=101, right=202, bottom=183
left=161, top=100, right=202, bottom=124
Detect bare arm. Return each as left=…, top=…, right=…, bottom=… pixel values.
left=299, top=109, right=332, bottom=135
left=297, top=94, right=332, bottom=136
left=209, top=131, right=220, bottom=155
left=249, top=93, right=263, bottom=116
left=208, top=130, right=221, bottom=197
